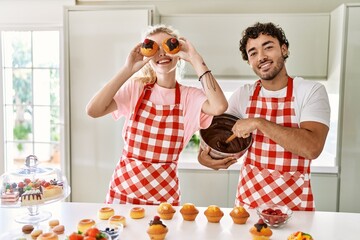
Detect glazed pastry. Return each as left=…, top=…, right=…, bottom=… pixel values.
left=30, top=229, right=43, bottom=240
left=162, top=37, right=180, bottom=54
left=109, top=215, right=127, bottom=227
left=48, top=219, right=60, bottom=228
left=22, top=224, right=34, bottom=234
left=98, top=207, right=115, bottom=220
left=77, top=218, right=96, bottom=234
left=229, top=206, right=250, bottom=224
left=288, top=231, right=314, bottom=240
left=140, top=38, right=159, bottom=57
left=204, top=205, right=224, bottom=223
left=147, top=216, right=168, bottom=240
left=249, top=219, right=273, bottom=240
left=52, top=225, right=65, bottom=235
left=36, top=232, right=58, bottom=240
left=130, top=207, right=145, bottom=219
left=157, top=202, right=176, bottom=220
left=180, top=203, right=199, bottom=221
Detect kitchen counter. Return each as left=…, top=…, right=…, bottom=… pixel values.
left=178, top=151, right=339, bottom=174
left=0, top=201, right=357, bottom=239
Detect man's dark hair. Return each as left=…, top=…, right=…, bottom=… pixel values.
left=239, top=22, right=289, bottom=61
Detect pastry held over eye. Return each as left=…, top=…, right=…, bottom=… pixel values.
left=140, top=38, right=159, bottom=57
left=162, top=37, right=180, bottom=54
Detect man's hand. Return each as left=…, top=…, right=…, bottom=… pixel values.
left=198, top=146, right=238, bottom=170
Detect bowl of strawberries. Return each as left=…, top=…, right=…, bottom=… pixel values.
left=67, top=227, right=112, bottom=240
left=256, top=204, right=293, bottom=228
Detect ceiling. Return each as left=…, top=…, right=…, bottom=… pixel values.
left=79, top=0, right=360, bottom=14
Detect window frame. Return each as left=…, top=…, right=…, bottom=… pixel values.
left=0, top=25, right=65, bottom=176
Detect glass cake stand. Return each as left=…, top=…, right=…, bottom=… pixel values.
left=0, top=155, right=71, bottom=224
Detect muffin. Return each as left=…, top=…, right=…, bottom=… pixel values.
left=162, top=37, right=180, bottom=54
left=249, top=219, right=273, bottom=240
left=140, top=38, right=159, bottom=57
left=157, top=202, right=176, bottom=220
left=204, top=205, right=224, bottom=223
left=288, top=231, right=314, bottom=240
left=109, top=215, right=127, bottom=227
left=229, top=206, right=250, bottom=224
left=98, top=207, right=115, bottom=220
left=130, top=207, right=145, bottom=219
left=147, top=216, right=168, bottom=240
left=180, top=203, right=199, bottom=221
left=77, top=218, right=96, bottom=234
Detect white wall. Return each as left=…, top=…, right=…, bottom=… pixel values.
left=0, top=0, right=75, bottom=27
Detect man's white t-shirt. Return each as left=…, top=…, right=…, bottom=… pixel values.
left=227, top=77, right=331, bottom=127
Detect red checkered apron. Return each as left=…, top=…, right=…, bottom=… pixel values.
left=236, top=77, right=314, bottom=211
left=106, top=82, right=184, bottom=206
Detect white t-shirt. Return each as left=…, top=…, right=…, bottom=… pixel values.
left=227, top=77, right=331, bottom=127
left=112, top=79, right=213, bottom=146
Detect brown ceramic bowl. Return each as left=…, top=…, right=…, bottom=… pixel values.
left=199, top=113, right=252, bottom=159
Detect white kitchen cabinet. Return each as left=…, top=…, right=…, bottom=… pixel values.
left=161, top=14, right=329, bottom=79
left=338, top=4, right=360, bottom=213
left=64, top=6, right=153, bottom=202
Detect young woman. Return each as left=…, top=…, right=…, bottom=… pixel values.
left=86, top=24, right=227, bottom=205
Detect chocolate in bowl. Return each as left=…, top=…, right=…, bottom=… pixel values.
left=199, top=113, right=252, bottom=159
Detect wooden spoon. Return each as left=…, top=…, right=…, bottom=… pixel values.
left=216, top=133, right=237, bottom=149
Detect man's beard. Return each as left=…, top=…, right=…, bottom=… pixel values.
left=254, top=57, right=285, bottom=80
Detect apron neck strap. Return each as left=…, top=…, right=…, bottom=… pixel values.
left=132, top=81, right=180, bottom=120
left=252, top=77, right=294, bottom=100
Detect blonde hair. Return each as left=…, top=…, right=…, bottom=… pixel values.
left=137, top=24, right=182, bottom=85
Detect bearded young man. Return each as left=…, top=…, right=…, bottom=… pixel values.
left=198, top=22, right=330, bottom=211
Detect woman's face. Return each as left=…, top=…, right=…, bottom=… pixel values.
left=146, top=32, right=179, bottom=75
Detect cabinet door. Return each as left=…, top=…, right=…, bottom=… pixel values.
left=65, top=6, right=152, bottom=202
left=162, top=14, right=329, bottom=79
left=339, top=5, right=360, bottom=213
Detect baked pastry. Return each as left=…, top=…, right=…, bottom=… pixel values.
left=77, top=218, right=96, bottom=234
left=140, top=38, right=159, bottom=57
left=204, top=205, right=224, bottom=223
left=22, top=224, right=34, bottom=234
left=1, top=190, right=19, bottom=203
left=36, top=232, right=59, bottom=240
left=52, top=225, right=65, bottom=235
left=48, top=219, right=60, bottom=228
left=30, top=229, right=42, bottom=240
left=157, top=202, right=176, bottom=220
left=162, top=37, right=180, bottom=54
left=42, top=185, right=63, bottom=200
left=109, top=215, right=126, bottom=227
left=229, top=206, right=250, bottom=224
left=180, top=203, right=199, bottom=221
left=21, top=189, right=44, bottom=206
left=98, top=207, right=115, bottom=220
left=130, top=207, right=145, bottom=219
left=249, top=219, right=273, bottom=240
left=147, top=216, right=168, bottom=240
left=288, top=231, right=314, bottom=240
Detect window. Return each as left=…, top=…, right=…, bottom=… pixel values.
left=1, top=30, right=62, bottom=172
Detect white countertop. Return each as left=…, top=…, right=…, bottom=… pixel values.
left=0, top=201, right=357, bottom=239
left=178, top=152, right=339, bottom=174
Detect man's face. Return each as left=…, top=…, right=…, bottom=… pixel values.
left=246, top=33, right=287, bottom=80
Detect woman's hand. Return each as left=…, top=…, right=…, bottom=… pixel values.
left=124, top=43, right=152, bottom=74
left=198, top=147, right=238, bottom=170
left=171, top=37, right=201, bottom=64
